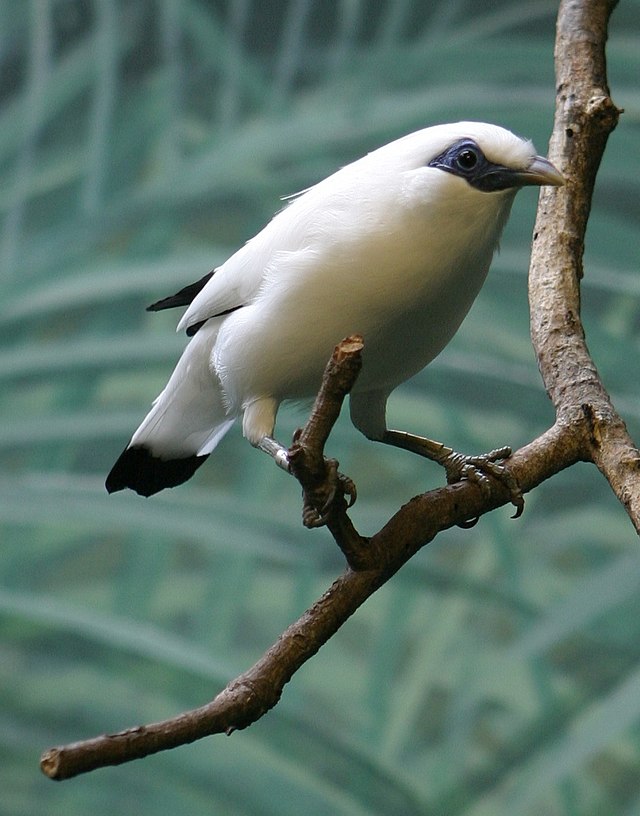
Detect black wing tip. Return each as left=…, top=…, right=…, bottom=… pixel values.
left=146, top=270, right=215, bottom=313
left=186, top=320, right=206, bottom=336
left=106, top=445, right=209, bottom=497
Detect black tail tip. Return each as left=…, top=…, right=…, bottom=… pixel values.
left=106, top=446, right=209, bottom=497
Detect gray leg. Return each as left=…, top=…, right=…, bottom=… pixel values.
left=381, top=429, right=523, bottom=517
left=382, top=429, right=509, bottom=480
left=350, top=389, right=523, bottom=517
left=257, top=435, right=356, bottom=527
left=257, top=436, right=290, bottom=472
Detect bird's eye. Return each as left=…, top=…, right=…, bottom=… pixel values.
left=456, top=148, right=479, bottom=171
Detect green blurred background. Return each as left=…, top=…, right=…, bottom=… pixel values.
left=1, top=1, right=639, bottom=814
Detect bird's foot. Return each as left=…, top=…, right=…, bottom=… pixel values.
left=302, top=458, right=357, bottom=529
left=258, top=436, right=357, bottom=529
left=442, top=446, right=524, bottom=525
left=381, top=430, right=523, bottom=522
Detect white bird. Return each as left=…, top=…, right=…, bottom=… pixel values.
left=106, top=122, right=563, bottom=500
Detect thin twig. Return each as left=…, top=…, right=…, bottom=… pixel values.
left=287, top=335, right=371, bottom=568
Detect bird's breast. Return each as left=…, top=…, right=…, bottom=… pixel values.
left=213, top=191, right=510, bottom=407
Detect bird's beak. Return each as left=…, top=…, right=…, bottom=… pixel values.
left=516, top=155, right=565, bottom=187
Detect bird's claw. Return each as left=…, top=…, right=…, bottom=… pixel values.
left=302, top=459, right=357, bottom=528
left=443, top=446, right=524, bottom=522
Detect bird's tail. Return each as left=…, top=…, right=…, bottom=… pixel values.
left=106, top=320, right=235, bottom=496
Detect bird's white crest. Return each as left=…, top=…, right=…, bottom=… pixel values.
left=106, top=122, right=561, bottom=496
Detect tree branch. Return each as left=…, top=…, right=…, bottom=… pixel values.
left=286, top=335, right=371, bottom=569
left=529, top=0, right=640, bottom=527
left=41, top=0, right=634, bottom=781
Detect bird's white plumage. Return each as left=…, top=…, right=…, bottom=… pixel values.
left=111, top=122, right=559, bottom=492
left=178, top=123, right=534, bottom=336
left=129, top=319, right=234, bottom=457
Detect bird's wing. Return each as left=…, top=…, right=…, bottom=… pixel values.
left=146, top=271, right=214, bottom=313
left=175, top=205, right=308, bottom=335
left=147, top=268, right=244, bottom=336
left=140, top=242, right=267, bottom=337
left=172, top=164, right=370, bottom=335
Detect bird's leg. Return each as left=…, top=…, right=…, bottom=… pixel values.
left=257, top=436, right=291, bottom=472
left=381, top=429, right=524, bottom=519
left=257, top=436, right=356, bottom=528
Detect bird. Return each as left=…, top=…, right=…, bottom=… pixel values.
left=106, top=121, right=563, bottom=501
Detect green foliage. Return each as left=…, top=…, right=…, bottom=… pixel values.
left=1, top=1, right=640, bottom=814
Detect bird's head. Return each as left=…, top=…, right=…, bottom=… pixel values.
left=353, top=123, right=564, bottom=269
left=390, top=121, right=563, bottom=196
left=424, top=122, right=563, bottom=192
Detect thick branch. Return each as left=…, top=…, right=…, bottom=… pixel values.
left=529, top=0, right=640, bottom=527
left=41, top=566, right=382, bottom=780
left=39, top=406, right=584, bottom=781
